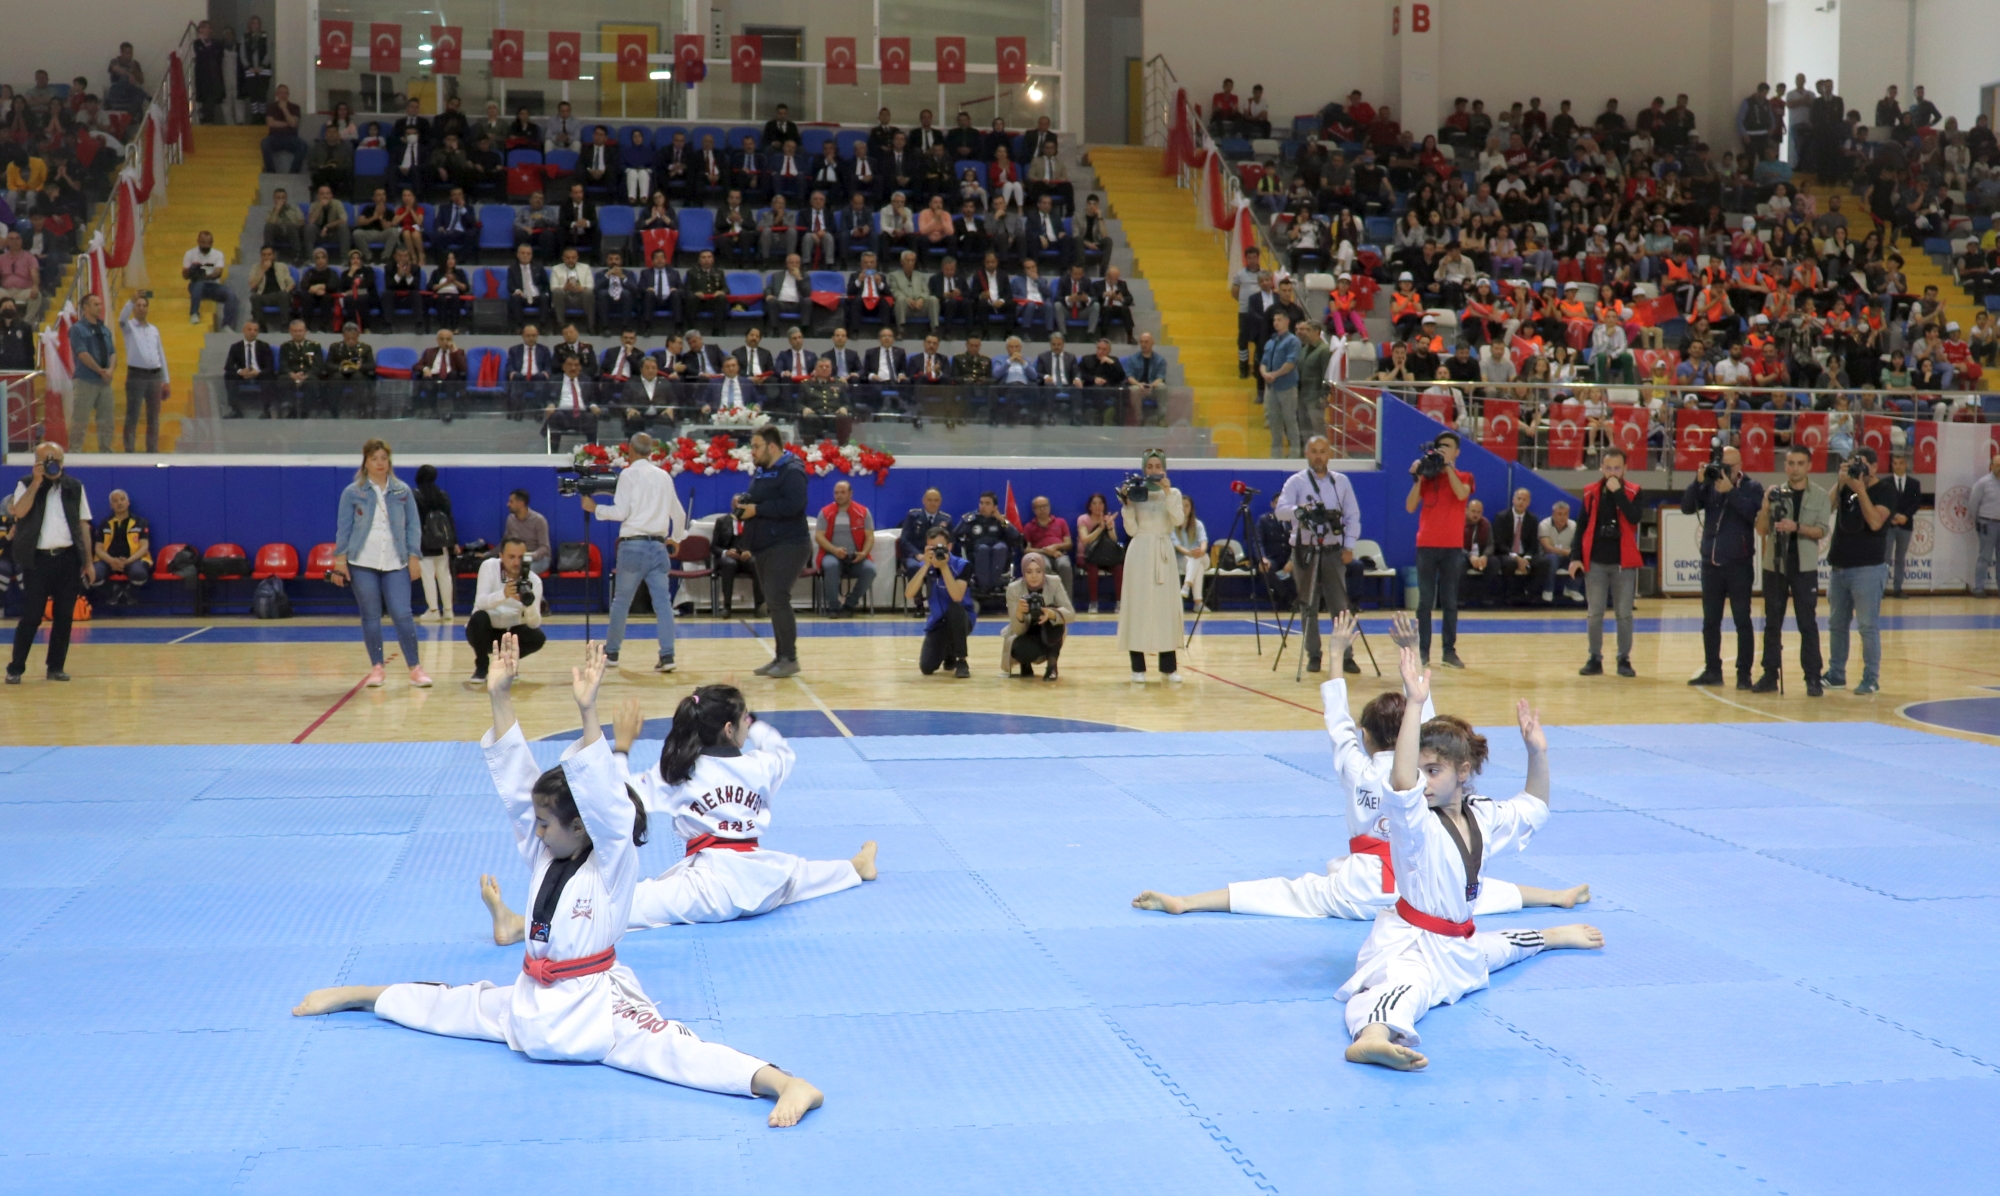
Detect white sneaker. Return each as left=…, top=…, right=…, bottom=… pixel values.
left=1165, top=672, right=1185, bottom=684
left=1131, top=671, right=1148, bottom=682
left=189, top=313, right=203, bottom=324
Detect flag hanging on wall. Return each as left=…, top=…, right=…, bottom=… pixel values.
left=996, top=37, right=1028, bottom=84
left=429, top=26, right=462, bottom=75
left=935, top=36, right=966, bottom=84
left=318, top=20, right=353, bottom=70
left=731, top=35, right=763, bottom=84
left=616, top=34, right=649, bottom=84
left=547, top=32, right=581, bottom=82
left=490, top=30, right=523, bottom=79
left=369, top=24, right=402, bottom=74
left=825, top=37, right=857, bottom=86
left=879, top=38, right=911, bottom=85
left=673, top=34, right=706, bottom=83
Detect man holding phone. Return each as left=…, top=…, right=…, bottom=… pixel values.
left=7, top=443, right=94, bottom=683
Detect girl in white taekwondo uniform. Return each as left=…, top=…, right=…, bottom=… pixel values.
left=480, top=682, right=877, bottom=937
left=1341, top=645, right=1603, bottom=1072
left=1133, top=613, right=1590, bottom=920
left=294, top=638, right=824, bottom=1127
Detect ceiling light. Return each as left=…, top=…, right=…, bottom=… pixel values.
left=418, top=43, right=434, bottom=52
left=649, top=69, right=673, bottom=81
left=1026, top=81, right=1044, bottom=103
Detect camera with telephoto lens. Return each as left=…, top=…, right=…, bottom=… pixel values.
left=1118, top=472, right=1157, bottom=503
left=1025, top=590, right=1046, bottom=622
left=556, top=469, right=619, bottom=498
left=1701, top=437, right=1727, bottom=484
left=1295, top=501, right=1345, bottom=539
left=1413, top=438, right=1448, bottom=479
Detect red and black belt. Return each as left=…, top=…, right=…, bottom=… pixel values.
left=684, top=834, right=759, bottom=857
left=1396, top=898, right=1475, bottom=939
left=521, top=944, right=617, bottom=986
left=1349, top=835, right=1395, bottom=893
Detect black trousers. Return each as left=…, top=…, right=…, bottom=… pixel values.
left=1700, top=557, right=1756, bottom=677
left=753, top=539, right=813, bottom=662
left=920, top=602, right=971, bottom=672
left=464, top=610, right=547, bottom=666
left=9, top=546, right=83, bottom=675
left=712, top=552, right=762, bottom=613
left=1760, top=568, right=1822, bottom=682
left=1011, top=621, right=1066, bottom=667
left=1414, top=546, right=1464, bottom=659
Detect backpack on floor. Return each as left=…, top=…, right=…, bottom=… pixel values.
left=252, top=576, right=292, bottom=619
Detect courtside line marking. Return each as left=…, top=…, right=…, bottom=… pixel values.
left=737, top=617, right=854, bottom=737
left=293, top=672, right=375, bottom=743
left=1184, top=666, right=1322, bottom=714
left=1693, top=687, right=1800, bottom=722
left=167, top=626, right=210, bottom=644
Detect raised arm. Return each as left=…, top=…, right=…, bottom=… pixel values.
left=1388, top=644, right=1431, bottom=796
left=1518, top=698, right=1550, bottom=805
left=480, top=633, right=541, bottom=853
left=741, top=716, right=797, bottom=793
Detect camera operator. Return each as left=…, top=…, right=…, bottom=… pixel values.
left=905, top=525, right=975, bottom=678
left=896, top=488, right=954, bottom=618
left=1277, top=435, right=1362, bottom=674
left=1752, top=446, right=1831, bottom=696
left=6, top=443, right=93, bottom=684
left=1573, top=449, right=1642, bottom=678
left=1680, top=442, right=1763, bottom=688
left=581, top=431, right=685, bottom=673
left=465, top=537, right=546, bottom=683
left=999, top=551, right=1074, bottom=680
left=1823, top=446, right=1893, bottom=695
left=1404, top=430, right=1474, bottom=668
left=737, top=424, right=812, bottom=678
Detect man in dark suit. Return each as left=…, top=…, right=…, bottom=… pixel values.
left=1053, top=262, right=1099, bottom=340
left=694, top=134, right=728, bottom=204
left=930, top=255, right=970, bottom=333
left=730, top=135, right=766, bottom=200
left=415, top=326, right=467, bottom=421
left=943, top=111, right=983, bottom=162
left=1097, top=265, right=1135, bottom=342
left=640, top=248, right=683, bottom=334
left=1035, top=333, right=1081, bottom=390
left=766, top=138, right=807, bottom=205
left=862, top=326, right=907, bottom=385
left=504, top=324, right=555, bottom=420
left=655, top=130, right=694, bottom=201
left=907, top=334, right=951, bottom=384
left=222, top=321, right=279, bottom=418
left=682, top=250, right=731, bottom=335
left=679, top=330, right=726, bottom=378
left=429, top=187, right=479, bottom=259
left=1021, top=116, right=1057, bottom=165
left=505, top=243, right=550, bottom=330
left=1489, top=488, right=1542, bottom=607
left=845, top=251, right=891, bottom=333
left=1885, top=449, right=1925, bottom=597
left=732, top=327, right=775, bottom=381
left=880, top=132, right=917, bottom=198
left=762, top=105, right=801, bottom=152
left=598, top=328, right=650, bottom=398
left=713, top=192, right=755, bottom=265
left=621, top=355, right=675, bottom=437
left=542, top=353, right=600, bottom=451
left=953, top=199, right=988, bottom=267
left=558, top=182, right=596, bottom=254
left=820, top=328, right=862, bottom=382
left=594, top=250, right=641, bottom=335
left=844, top=141, right=880, bottom=206
left=1025, top=194, right=1067, bottom=263
left=773, top=325, right=817, bottom=381
left=969, top=251, right=1013, bottom=334
left=866, top=109, right=900, bottom=156
left=911, top=109, right=945, bottom=154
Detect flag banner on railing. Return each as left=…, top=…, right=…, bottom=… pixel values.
left=1609, top=404, right=1649, bottom=459
left=1791, top=410, right=1829, bottom=471
left=825, top=37, right=857, bottom=85
left=673, top=35, right=705, bottom=83
left=318, top=20, right=354, bottom=70
left=1205, top=151, right=1228, bottom=230
left=108, top=180, right=136, bottom=268
left=1226, top=200, right=1251, bottom=278
left=1860, top=414, right=1895, bottom=461
left=166, top=53, right=190, bottom=153
left=1480, top=399, right=1520, bottom=462
left=1547, top=401, right=1585, bottom=468
left=615, top=34, right=649, bottom=84
left=1913, top=420, right=1939, bottom=472
left=1339, top=389, right=1377, bottom=455
left=369, top=24, right=402, bottom=74
left=880, top=38, right=911, bottom=85
left=996, top=37, right=1028, bottom=84
left=935, top=37, right=966, bottom=84
left=40, top=309, right=73, bottom=442
left=1738, top=411, right=1775, bottom=471
left=431, top=26, right=463, bottom=75
left=1673, top=407, right=1718, bottom=471
left=136, top=111, right=158, bottom=202
left=732, top=35, right=763, bottom=84
left=548, top=32, right=581, bottom=81
left=490, top=30, right=524, bottom=78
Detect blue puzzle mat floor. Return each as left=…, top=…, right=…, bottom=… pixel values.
left=1, top=720, right=1994, bottom=1194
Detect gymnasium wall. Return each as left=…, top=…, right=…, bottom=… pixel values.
left=0, top=6, right=198, bottom=97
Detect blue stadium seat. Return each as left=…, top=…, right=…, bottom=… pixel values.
left=477, top=205, right=515, bottom=257
left=545, top=149, right=578, bottom=175
left=465, top=346, right=508, bottom=393
left=677, top=207, right=715, bottom=255
left=724, top=270, right=767, bottom=325
left=834, top=130, right=870, bottom=159
left=505, top=148, right=543, bottom=169
left=801, top=129, right=832, bottom=157
left=652, top=125, right=687, bottom=149
left=598, top=205, right=636, bottom=259
left=374, top=346, right=419, bottom=377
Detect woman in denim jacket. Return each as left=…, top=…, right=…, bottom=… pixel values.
left=332, top=438, right=430, bottom=687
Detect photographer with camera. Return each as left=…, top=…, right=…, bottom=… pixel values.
left=1823, top=446, right=1893, bottom=695
left=1000, top=551, right=1075, bottom=680
left=905, top=525, right=976, bottom=678
left=1681, top=442, right=1764, bottom=688
left=580, top=431, right=686, bottom=673
left=1572, top=450, right=1643, bottom=678
left=1404, top=431, right=1474, bottom=668
left=464, top=537, right=545, bottom=682
left=1117, top=449, right=1189, bottom=682
left=6, top=443, right=93, bottom=685
left=1278, top=436, right=1362, bottom=674
left=1751, top=446, right=1831, bottom=696
left=737, top=425, right=812, bottom=678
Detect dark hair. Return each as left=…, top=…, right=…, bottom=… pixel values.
left=530, top=766, right=648, bottom=848
left=415, top=464, right=438, bottom=486
left=1420, top=715, right=1489, bottom=775
left=753, top=424, right=786, bottom=450
left=661, top=684, right=751, bottom=785
left=1357, top=691, right=1406, bottom=753
left=926, top=524, right=954, bottom=543
left=1600, top=447, right=1626, bottom=463
left=1433, top=430, right=1461, bottom=448
left=500, top=536, right=526, bottom=552
left=1085, top=492, right=1108, bottom=516
left=509, top=488, right=531, bottom=504
left=980, top=490, right=999, bottom=505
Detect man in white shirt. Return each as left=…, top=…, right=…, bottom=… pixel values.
left=550, top=246, right=596, bottom=334
left=182, top=230, right=239, bottom=328
left=118, top=293, right=170, bottom=452
left=464, top=537, right=545, bottom=681
left=581, top=431, right=686, bottom=671
left=7, top=443, right=94, bottom=683
left=1711, top=343, right=1754, bottom=388
left=542, top=354, right=600, bottom=451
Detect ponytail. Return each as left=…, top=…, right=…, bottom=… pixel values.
left=1419, top=715, right=1489, bottom=776
left=660, top=684, right=750, bottom=785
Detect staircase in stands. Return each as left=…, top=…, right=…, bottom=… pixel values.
left=141, top=126, right=266, bottom=449
left=1088, top=146, right=1260, bottom=455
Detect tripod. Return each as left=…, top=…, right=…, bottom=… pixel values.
left=1186, top=490, right=1283, bottom=653
left=1274, top=541, right=1379, bottom=681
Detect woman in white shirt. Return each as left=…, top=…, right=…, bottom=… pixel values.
left=1172, top=493, right=1209, bottom=610
left=331, top=438, right=429, bottom=688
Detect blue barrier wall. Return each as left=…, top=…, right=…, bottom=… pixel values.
left=1377, top=398, right=1577, bottom=566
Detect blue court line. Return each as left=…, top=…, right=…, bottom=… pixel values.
left=33, top=612, right=2000, bottom=645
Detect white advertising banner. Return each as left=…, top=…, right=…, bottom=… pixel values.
left=1659, top=508, right=1940, bottom=595
left=1929, top=423, right=1993, bottom=591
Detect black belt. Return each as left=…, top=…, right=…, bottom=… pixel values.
left=37, top=546, right=78, bottom=557
left=127, top=366, right=164, bottom=374
left=621, top=535, right=669, bottom=543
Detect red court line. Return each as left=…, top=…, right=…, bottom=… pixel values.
left=294, top=673, right=374, bottom=743
left=1184, top=666, right=1322, bottom=714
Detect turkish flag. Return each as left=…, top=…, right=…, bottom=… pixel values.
left=616, top=34, right=650, bottom=84
left=318, top=20, right=354, bottom=70
left=1632, top=295, right=1679, bottom=327
left=1548, top=401, right=1585, bottom=469
left=1791, top=410, right=1829, bottom=471
left=1738, top=412, right=1775, bottom=472
left=429, top=26, right=462, bottom=75
left=369, top=24, right=402, bottom=74
left=1860, top=414, right=1895, bottom=462
left=1480, top=399, right=1520, bottom=462
left=1609, top=404, right=1650, bottom=460
left=1342, top=390, right=1378, bottom=456
left=548, top=32, right=581, bottom=81
left=935, top=36, right=966, bottom=85
left=825, top=37, right=857, bottom=86
left=732, top=35, right=763, bottom=84
left=1912, top=421, right=1938, bottom=473
left=490, top=29, right=523, bottom=79
left=674, top=34, right=706, bottom=83
left=1673, top=407, right=1719, bottom=471
left=996, top=36, right=1028, bottom=85
left=880, top=37, right=911, bottom=86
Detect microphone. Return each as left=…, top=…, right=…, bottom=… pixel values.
left=1230, top=480, right=1262, bottom=497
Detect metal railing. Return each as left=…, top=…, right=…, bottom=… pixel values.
left=2, top=372, right=45, bottom=453
left=1141, top=54, right=1178, bottom=149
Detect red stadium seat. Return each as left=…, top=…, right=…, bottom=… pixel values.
left=557, top=543, right=603, bottom=579
left=251, top=543, right=300, bottom=580
left=303, top=542, right=339, bottom=580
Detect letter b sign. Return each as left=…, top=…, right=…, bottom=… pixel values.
left=1411, top=3, right=1431, bottom=32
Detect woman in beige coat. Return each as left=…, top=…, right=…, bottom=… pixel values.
left=1115, top=449, right=1188, bottom=682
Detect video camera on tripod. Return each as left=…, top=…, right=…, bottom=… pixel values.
left=556, top=467, right=620, bottom=499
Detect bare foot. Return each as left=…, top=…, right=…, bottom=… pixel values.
left=851, top=841, right=879, bottom=882
left=1345, top=1024, right=1428, bottom=1071
left=1540, top=923, right=1605, bottom=950
left=1131, top=890, right=1189, bottom=914
left=481, top=873, right=527, bottom=946
left=1551, top=883, right=1591, bottom=909
left=292, top=984, right=388, bottom=1017
left=755, top=1068, right=825, bottom=1128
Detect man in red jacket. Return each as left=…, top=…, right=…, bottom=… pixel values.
left=1403, top=430, right=1473, bottom=668
left=814, top=479, right=876, bottom=618
left=1571, top=448, right=1642, bottom=677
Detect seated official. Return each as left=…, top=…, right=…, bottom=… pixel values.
left=896, top=488, right=954, bottom=614
left=1489, top=487, right=1542, bottom=606
left=999, top=551, right=1074, bottom=681
left=815, top=480, right=877, bottom=618
left=708, top=513, right=762, bottom=616
left=90, top=488, right=151, bottom=605
left=1256, top=494, right=1297, bottom=609
left=1020, top=495, right=1074, bottom=595
left=956, top=491, right=1019, bottom=592
left=465, top=537, right=545, bottom=682
left=905, top=525, right=976, bottom=678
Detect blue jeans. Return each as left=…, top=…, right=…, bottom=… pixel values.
left=262, top=131, right=309, bottom=172
left=1826, top=562, right=1885, bottom=686
left=607, top=537, right=675, bottom=658
left=821, top=552, right=877, bottom=611
left=350, top=565, right=421, bottom=668
left=189, top=279, right=240, bottom=328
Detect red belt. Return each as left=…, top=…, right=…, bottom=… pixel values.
left=521, top=945, right=617, bottom=986
left=1349, top=835, right=1395, bottom=893
left=685, top=834, right=759, bottom=857
left=1396, top=898, right=1475, bottom=939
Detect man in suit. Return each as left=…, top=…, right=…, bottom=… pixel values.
left=1072, top=193, right=1113, bottom=273
left=543, top=100, right=581, bottom=154
left=757, top=196, right=799, bottom=264
left=465, top=132, right=505, bottom=199
left=277, top=319, right=327, bottom=419
left=512, top=190, right=559, bottom=259
left=1490, top=487, right=1542, bottom=607
left=580, top=125, right=618, bottom=193
left=683, top=249, right=731, bottom=335
left=986, top=195, right=1024, bottom=267
left=944, top=112, right=983, bottom=162
left=1026, top=140, right=1073, bottom=212
left=862, top=326, right=907, bottom=385
left=821, top=328, right=862, bottom=383
left=730, top=135, right=766, bottom=200
left=1013, top=259, right=1054, bottom=337
left=1097, top=265, right=1135, bottom=342
left=846, top=250, right=890, bottom=332
left=695, top=134, right=728, bottom=204
left=797, top=190, right=837, bottom=268
left=969, top=250, right=1013, bottom=334
left=713, top=191, right=755, bottom=265
left=1884, top=449, right=1924, bottom=597
left=549, top=246, right=596, bottom=334
left=767, top=138, right=807, bottom=205
left=505, top=323, right=555, bottom=419
left=598, top=328, right=650, bottom=401
left=887, top=249, right=937, bottom=336
left=840, top=193, right=879, bottom=264
left=430, top=133, right=472, bottom=197
left=594, top=250, right=640, bottom=335
left=680, top=330, right=726, bottom=378
left=1053, top=262, right=1099, bottom=341
left=881, top=132, right=918, bottom=199
left=222, top=320, right=279, bottom=418
left=429, top=186, right=479, bottom=259
left=655, top=130, right=693, bottom=201
left=543, top=353, right=600, bottom=451
left=775, top=325, right=817, bottom=381
left=1021, top=116, right=1058, bottom=165
left=908, top=333, right=951, bottom=384
left=911, top=109, right=944, bottom=154
left=558, top=182, right=596, bottom=254
left=762, top=105, right=801, bottom=153
left=930, top=255, right=970, bottom=333
left=551, top=323, right=598, bottom=381
left=844, top=140, right=880, bottom=205
left=952, top=199, right=988, bottom=267
left=1036, top=332, right=1081, bottom=390
left=641, top=248, right=684, bottom=334
left=1025, top=194, right=1067, bottom=264
left=415, top=326, right=466, bottom=420
left=389, top=97, right=431, bottom=149
left=505, top=243, right=550, bottom=331
left=621, top=354, right=674, bottom=439
left=866, top=109, right=900, bottom=156
left=706, top=355, right=761, bottom=414
left=732, top=326, right=776, bottom=381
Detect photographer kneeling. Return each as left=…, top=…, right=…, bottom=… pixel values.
left=1824, top=447, right=1893, bottom=696
left=464, top=537, right=545, bottom=683
left=1680, top=443, right=1762, bottom=688
left=906, top=525, right=977, bottom=678
left=1000, top=551, right=1074, bottom=681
